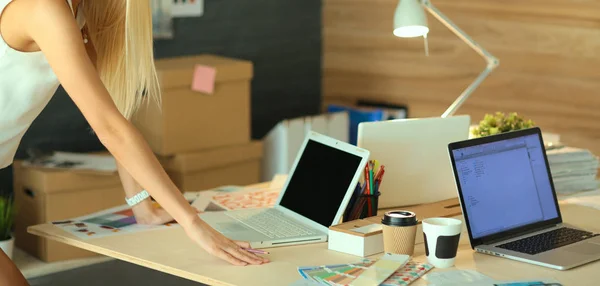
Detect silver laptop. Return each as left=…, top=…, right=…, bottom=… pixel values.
left=200, top=131, right=370, bottom=248
left=448, top=127, right=600, bottom=270
left=357, top=115, right=470, bottom=208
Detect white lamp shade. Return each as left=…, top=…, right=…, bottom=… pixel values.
left=393, top=0, right=429, bottom=38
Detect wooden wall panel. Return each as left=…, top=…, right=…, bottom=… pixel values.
left=323, top=0, right=600, bottom=155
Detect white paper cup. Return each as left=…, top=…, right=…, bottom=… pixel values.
left=422, top=217, right=462, bottom=268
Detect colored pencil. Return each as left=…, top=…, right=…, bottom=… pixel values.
left=363, top=165, right=371, bottom=195
left=369, top=161, right=374, bottom=195
left=243, top=248, right=270, bottom=254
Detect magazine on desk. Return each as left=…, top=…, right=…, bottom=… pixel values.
left=51, top=192, right=199, bottom=240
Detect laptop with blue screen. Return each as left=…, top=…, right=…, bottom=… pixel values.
left=448, top=127, right=600, bottom=270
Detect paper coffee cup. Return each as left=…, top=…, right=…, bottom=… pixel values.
left=381, top=211, right=418, bottom=256
left=422, top=217, right=462, bottom=268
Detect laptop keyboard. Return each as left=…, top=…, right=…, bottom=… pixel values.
left=497, top=227, right=598, bottom=255
left=225, top=209, right=317, bottom=239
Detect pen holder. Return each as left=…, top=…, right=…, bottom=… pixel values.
left=346, top=192, right=380, bottom=221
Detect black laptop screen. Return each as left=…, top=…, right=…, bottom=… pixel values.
left=451, top=133, right=559, bottom=239
left=279, top=140, right=362, bottom=227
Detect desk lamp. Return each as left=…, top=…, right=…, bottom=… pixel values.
left=393, top=0, right=499, bottom=118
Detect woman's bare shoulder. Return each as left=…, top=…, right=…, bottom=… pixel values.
left=1, top=0, right=79, bottom=52
left=2, top=0, right=75, bottom=28
left=4, top=0, right=72, bottom=12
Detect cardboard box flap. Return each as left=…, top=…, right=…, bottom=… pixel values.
left=160, top=141, right=263, bottom=173
left=18, top=165, right=121, bottom=194
left=329, top=219, right=383, bottom=238
left=156, top=54, right=253, bottom=89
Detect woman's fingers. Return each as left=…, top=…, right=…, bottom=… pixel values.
left=214, top=249, right=247, bottom=266
left=233, top=241, right=270, bottom=263
left=234, top=241, right=251, bottom=248
left=225, top=245, right=264, bottom=265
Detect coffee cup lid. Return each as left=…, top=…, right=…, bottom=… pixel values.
left=382, top=210, right=417, bottom=226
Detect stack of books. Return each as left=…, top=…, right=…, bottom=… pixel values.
left=547, top=147, right=599, bottom=194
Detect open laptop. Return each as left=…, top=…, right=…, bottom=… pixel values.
left=200, top=131, right=370, bottom=248
left=448, top=127, right=600, bottom=270
left=357, top=115, right=470, bottom=208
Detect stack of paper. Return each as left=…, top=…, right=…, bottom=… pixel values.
left=547, top=147, right=599, bottom=194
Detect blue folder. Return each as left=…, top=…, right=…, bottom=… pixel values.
left=327, top=104, right=384, bottom=145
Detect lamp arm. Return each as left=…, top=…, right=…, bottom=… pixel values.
left=420, top=0, right=500, bottom=118
left=441, top=65, right=495, bottom=118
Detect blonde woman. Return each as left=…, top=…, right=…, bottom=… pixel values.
left=0, top=0, right=268, bottom=282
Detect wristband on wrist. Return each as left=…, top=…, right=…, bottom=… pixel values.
left=125, top=190, right=150, bottom=207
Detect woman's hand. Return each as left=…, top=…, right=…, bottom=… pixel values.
left=132, top=202, right=175, bottom=226
left=183, top=216, right=270, bottom=266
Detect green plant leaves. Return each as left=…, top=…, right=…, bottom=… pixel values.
left=0, top=196, right=15, bottom=241
left=472, top=112, right=535, bottom=137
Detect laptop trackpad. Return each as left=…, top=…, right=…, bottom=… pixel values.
left=562, top=242, right=600, bottom=256
left=214, top=222, right=251, bottom=234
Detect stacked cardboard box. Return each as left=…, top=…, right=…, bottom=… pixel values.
left=13, top=161, right=124, bottom=262
left=134, top=54, right=263, bottom=192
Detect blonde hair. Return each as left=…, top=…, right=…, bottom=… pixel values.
left=82, top=0, right=160, bottom=119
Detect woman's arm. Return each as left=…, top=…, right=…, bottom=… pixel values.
left=0, top=250, right=29, bottom=286
left=117, top=163, right=174, bottom=225
left=24, top=0, right=266, bottom=266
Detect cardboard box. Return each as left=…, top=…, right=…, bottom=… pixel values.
left=160, top=141, right=263, bottom=192
left=328, top=220, right=384, bottom=257
left=13, top=162, right=125, bottom=262
left=134, top=54, right=253, bottom=155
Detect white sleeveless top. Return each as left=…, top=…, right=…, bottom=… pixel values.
left=0, top=0, right=85, bottom=168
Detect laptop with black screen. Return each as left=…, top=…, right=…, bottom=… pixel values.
left=200, top=131, right=369, bottom=248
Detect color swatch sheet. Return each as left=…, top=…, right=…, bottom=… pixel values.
left=298, top=259, right=433, bottom=286
left=211, top=187, right=280, bottom=210
left=52, top=193, right=199, bottom=239
left=192, top=177, right=287, bottom=211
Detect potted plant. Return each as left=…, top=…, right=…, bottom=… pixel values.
left=471, top=112, right=535, bottom=138
left=0, top=195, right=16, bottom=259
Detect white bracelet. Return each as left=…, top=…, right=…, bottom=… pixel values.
left=125, top=190, right=150, bottom=207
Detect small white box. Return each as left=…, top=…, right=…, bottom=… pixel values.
left=327, top=219, right=384, bottom=257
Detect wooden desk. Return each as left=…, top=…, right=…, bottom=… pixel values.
left=28, top=202, right=599, bottom=285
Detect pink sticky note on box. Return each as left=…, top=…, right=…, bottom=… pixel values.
left=191, top=64, right=217, bottom=94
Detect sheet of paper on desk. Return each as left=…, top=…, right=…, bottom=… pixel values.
left=191, top=185, right=243, bottom=211
left=270, top=174, right=289, bottom=189
left=52, top=203, right=175, bottom=240
left=191, top=184, right=280, bottom=212
left=425, top=270, right=562, bottom=286
left=52, top=193, right=198, bottom=239
left=425, top=270, right=496, bottom=285
left=211, top=187, right=280, bottom=210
